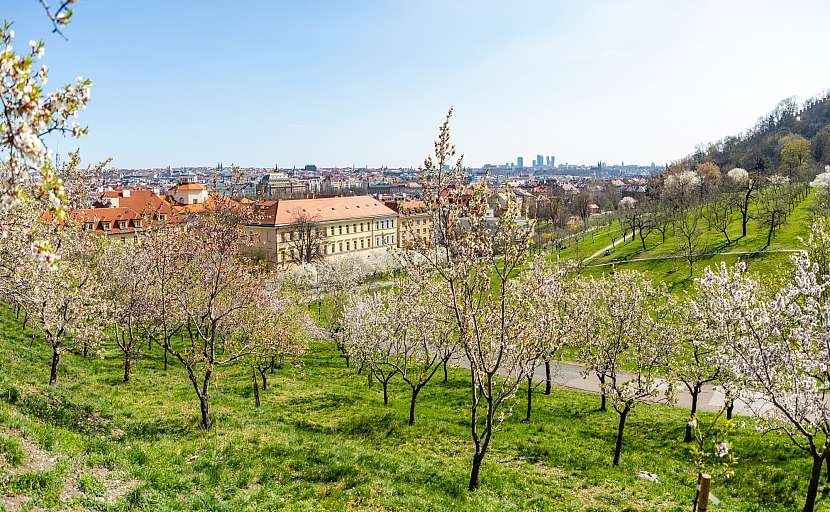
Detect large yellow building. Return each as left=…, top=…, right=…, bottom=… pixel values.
left=386, top=200, right=434, bottom=248
left=245, top=195, right=399, bottom=266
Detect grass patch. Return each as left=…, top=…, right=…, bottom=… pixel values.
left=0, top=302, right=826, bottom=510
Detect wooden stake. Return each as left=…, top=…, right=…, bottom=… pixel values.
left=697, top=473, right=711, bottom=512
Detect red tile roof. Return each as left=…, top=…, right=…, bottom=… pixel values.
left=249, top=196, right=397, bottom=226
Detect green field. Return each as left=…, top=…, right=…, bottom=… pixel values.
left=0, top=305, right=825, bottom=511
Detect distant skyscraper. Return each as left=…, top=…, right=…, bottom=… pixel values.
left=517, top=156, right=524, bottom=169
left=536, top=154, right=544, bottom=167
left=549, top=155, right=555, bottom=168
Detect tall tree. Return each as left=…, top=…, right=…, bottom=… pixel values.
left=405, top=109, right=540, bottom=490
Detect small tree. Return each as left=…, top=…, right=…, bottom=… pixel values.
left=19, top=231, right=107, bottom=385
left=98, top=238, right=149, bottom=382
left=342, top=291, right=400, bottom=405
left=726, top=168, right=755, bottom=238
left=758, top=175, right=790, bottom=248
left=676, top=205, right=703, bottom=278
left=574, top=270, right=674, bottom=465
left=671, top=299, right=728, bottom=442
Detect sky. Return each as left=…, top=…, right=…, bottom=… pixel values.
left=7, top=0, right=830, bottom=169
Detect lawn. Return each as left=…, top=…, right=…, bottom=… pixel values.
left=0, top=306, right=825, bottom=511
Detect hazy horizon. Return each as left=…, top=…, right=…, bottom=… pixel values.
left=8, top=0, right=830, bottom=169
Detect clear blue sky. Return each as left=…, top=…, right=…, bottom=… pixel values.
left=8, top=0, right=830, bottom=169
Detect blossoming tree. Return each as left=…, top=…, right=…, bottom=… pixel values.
left=695, top=256, right=830, bottom=512
left=573, top=270, right=675, bottom=466
left=404, top=109, right=541, bottom=490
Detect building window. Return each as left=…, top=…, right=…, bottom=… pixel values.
left=346, top=241, right=350, bottom=251
left=338, top=225, right=342, bottom=235
left=376, top=235, right=382, bottom=246
left=360, top=239, right=364, bottom=249
left=118, top=221, right=127, bottom=231
left=346, top=225, right=350, bottom=234
left=338, top=242, right=342, bottom=252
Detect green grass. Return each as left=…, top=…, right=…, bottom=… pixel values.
left=0, top=305, right=826, bottom=511
left=554, top=192, right=817, bottom=292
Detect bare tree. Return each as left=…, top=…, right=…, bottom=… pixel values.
left=677, top=205, right=704, bottom=278
left=285, top=213, right=326, bottom=264
left=758, top=176, right=790, bottom=249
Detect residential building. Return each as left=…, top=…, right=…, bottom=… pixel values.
left=385, top=200, right=433, bottom=248
left=72, top=188, right=175, bottom=239
left=244, top=195, right=398, bottom=266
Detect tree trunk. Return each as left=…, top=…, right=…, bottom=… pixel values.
left=726, top=395, right=734, bottom=420
left=598, top=374, right=607, bottom=412
left=382, top=380, right=389, bottom=405
left=684, top=389, right=699, bottom=442
left=613, top=406, right=630, bottom=466
left=804, top=454, right=824, bottom=512
left=443, top=359, right=448, bottom=383
left=123, top=352, right=131, bottom=383
left=468, top=451, right=485, bottom=491
left=49, top=348, right=60, bottom=386
left=252, top=366, right=261, bottom=408
left=82, top=341, right=89, bottom=359
left=259, top=367, right=267, bottom=391
left=199, top=394, right=211, bottom=430
left=163, top=345, right=169, bottom=371
left=408, top=387, right=420, bottom=426
left=544, top=360, right=552, bottom=395
left=525, top=375, right=533, bottom=422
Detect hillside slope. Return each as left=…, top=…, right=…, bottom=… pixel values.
left=0, top=305, right=824, bottom=511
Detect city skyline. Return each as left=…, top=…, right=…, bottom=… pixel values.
left=8, top=0, right=830, bottom=169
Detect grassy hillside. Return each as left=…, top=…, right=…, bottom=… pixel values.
left=0, top=306, right=825, bottom=511
left=552, top=192, right=816, bottom=292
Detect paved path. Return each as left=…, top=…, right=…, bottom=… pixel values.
left=583, top=229, right=637, bottom=263
left=536, top=360, right=766, bottom=415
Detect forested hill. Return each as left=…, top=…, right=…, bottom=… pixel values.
left=680, top=92, right=830, bottom=173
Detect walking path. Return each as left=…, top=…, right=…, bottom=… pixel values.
left=537, top=360, right=767, bottom=415
left=583, top=248, right=800, bottom=268
left=583, top=229, right=637, bottom=263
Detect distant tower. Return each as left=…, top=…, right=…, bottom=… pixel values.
left=549, top=155, right=555, bottom=168
left=517, top=156, right=524, bottom=169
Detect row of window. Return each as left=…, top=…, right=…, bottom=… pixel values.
left=86, top=219, right=145, bottom=232
left=277, top=233, right=400, bottom=262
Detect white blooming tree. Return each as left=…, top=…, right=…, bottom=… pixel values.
left=15, top=229, right=107, bottom=385
left=695, top=256, right=830, bottom=512
left=519, top=258, right=575, bottom=421
left=0, top=14, right=93, bottom=262
left=402, top=109, right=541, bottom=490
left=573, top=270, right=675, bottom=465
left=342, top=291, right=400, bottom=406
left=346, top=274, right=454, bottom=424
left=810, top=168, right=830, bottom=213
left=672, top=297, right=730, bottom=442
left=726, top=168, right=756, bottom=238
left=97, top=237, right=150, bottom=382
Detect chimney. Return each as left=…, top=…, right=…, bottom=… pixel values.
left=122, top=189, right=131, bottom=198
